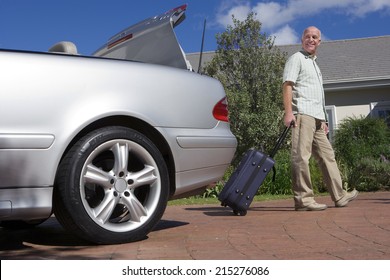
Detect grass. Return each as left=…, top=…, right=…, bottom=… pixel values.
left=168, top=194, right=293, bottom=206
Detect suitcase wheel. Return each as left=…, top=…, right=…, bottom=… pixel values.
left=233, top=209, right=247, bottom=216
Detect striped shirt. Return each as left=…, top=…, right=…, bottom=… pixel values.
left=283, top=50, right=327, bottom=121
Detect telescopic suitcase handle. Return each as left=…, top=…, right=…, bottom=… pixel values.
left=269, top=121, right=294, bottom=182
left=269, top=121, right=294, bottom=158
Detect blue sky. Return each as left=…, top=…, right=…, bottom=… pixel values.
left=0, top=0, right=389, bottom=55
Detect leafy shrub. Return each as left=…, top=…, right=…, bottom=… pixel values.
left=334, top=116, right=390, bottom=191
left=334, top=116, right=390, bottom=166
left=352, top=157, right=390, bottom=191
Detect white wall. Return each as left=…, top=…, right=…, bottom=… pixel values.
left=326, top=87, right=389, bottom=126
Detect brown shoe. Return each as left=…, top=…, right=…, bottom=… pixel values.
left=295, top=202, right=327, bottom=211
left=335, top=189, right=359, bottom=207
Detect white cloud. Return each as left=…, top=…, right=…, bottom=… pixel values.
left=217, top=6, right=251, bottom=26
left=215, top=0, right=390, bottom=45
left=350, top=0, right=390, bottom=16
left=252, top=2, right=293, bottom=30
left=270, top=25, right=299, bottom=45
left=216, top=1, right=251, bottom=26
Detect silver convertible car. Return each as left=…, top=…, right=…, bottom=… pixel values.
left=0, top=5, right=236, bottom=244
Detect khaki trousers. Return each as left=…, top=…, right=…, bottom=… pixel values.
left=291, top=114, right=345, bottom=207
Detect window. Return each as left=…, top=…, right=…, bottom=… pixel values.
left=325, top=105, right=337, bottom=142
left=370, top=101, right=390, bottom=127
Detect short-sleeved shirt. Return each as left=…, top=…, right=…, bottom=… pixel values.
left=283, top=50, right=327, bottom=121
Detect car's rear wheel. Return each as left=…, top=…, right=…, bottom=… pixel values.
left=53, top=126, right=169, bottom=244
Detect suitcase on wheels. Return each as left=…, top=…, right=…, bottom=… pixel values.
left=218, top=123, right=293, bottom=216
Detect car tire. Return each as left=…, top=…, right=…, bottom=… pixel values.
left=53, top=126, right=169, bottom=244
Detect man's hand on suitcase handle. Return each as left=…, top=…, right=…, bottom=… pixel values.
left=284, top=113, right=296, bottom=128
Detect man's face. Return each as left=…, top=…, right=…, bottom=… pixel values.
left=301, top=27, right=321, bottom=55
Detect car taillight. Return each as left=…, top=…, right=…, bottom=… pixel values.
left=213, top=97, right=229, bottom=122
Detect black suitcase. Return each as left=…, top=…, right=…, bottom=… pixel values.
left=218, top=123, right=293, bottom=215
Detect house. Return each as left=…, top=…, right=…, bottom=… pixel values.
left=186, top=36, right=390, bottom=138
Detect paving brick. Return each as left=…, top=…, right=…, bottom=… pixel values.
left=1, top=192, right=389, bottom=260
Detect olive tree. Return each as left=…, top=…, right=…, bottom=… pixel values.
left=205, top=13, right=287, bottom=164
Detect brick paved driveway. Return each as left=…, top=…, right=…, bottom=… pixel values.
left=1, top=192, right=389, bottom=260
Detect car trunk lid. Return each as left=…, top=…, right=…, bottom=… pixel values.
left=93, top=4, right=192, bottom=70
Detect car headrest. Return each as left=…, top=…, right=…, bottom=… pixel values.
left=48, top=41, right=78, bottom=55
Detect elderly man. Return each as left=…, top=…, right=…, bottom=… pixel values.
left=282, top=26, right=358, bottom=211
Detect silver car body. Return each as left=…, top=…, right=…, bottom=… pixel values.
left=0, top=5, right=236, bottom=224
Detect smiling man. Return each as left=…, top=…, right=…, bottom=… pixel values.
left=282, top=26, right=358, bottom=211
